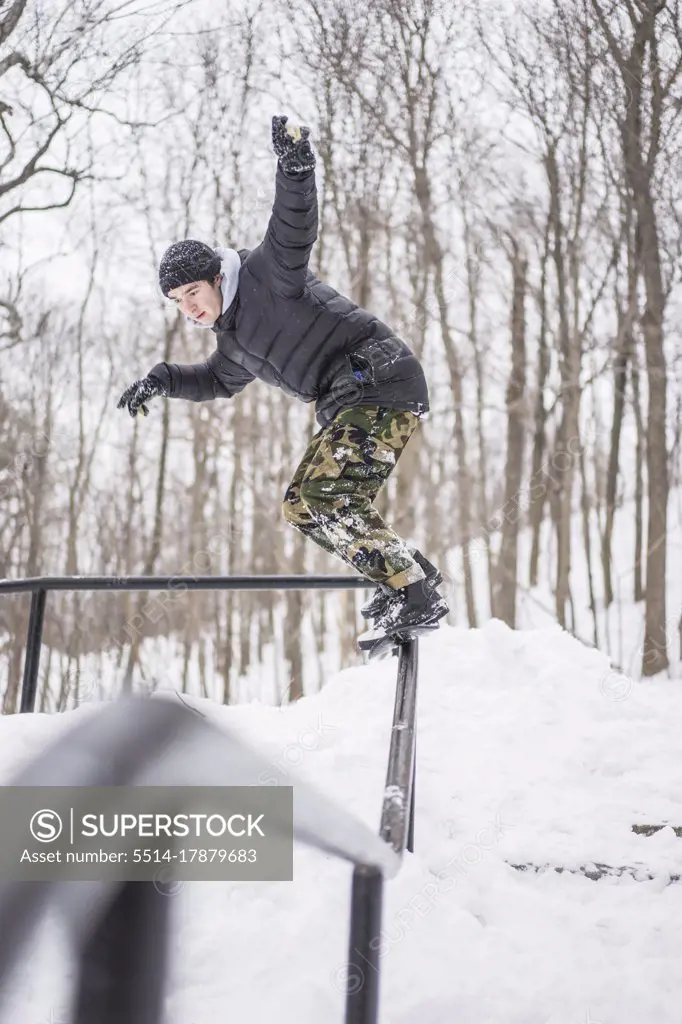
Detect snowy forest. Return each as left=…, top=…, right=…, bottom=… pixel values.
left=1, top=0, right=682, bottom=712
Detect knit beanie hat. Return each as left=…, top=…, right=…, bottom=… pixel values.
left=158, top=239, right=222, bottom=296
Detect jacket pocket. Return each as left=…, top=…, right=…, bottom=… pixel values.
left=352, top=338, right=409, bottom=384
left=348, top=351, right=376, bottom=385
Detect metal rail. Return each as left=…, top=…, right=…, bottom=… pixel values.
left=346, top=637, right=419, bottom=1024
left=0, top=574, right=373, bottom=594
left=0, top=573, right=370, bottom=714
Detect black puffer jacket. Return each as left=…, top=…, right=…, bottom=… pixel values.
left=150, top=166, right=429, bottom=428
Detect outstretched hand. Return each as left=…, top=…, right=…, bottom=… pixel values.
left=116, top=374, right=167, bottom=418
left=272, top=114, right=316, bottom=178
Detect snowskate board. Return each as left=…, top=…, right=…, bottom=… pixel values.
left=357, top=630, right=400, bottom=660
left=357, top=622, right=441, bottom=661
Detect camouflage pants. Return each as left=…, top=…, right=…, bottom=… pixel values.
left=282, top=405, right=426, bottom=588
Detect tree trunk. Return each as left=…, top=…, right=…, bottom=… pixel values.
left=621, top=15, right=667, bottom=674
left=529, top=217, right=551, bottom=588
left=283, top=531, right=305, bottom=702
left=494, top=241, right=527, bottom=628
left=414, top=164, right=476, bottom=626
left=631, top=343, right=645, bottom=603
left=580, top=443, right=599, bottom=646
left=465, top=220, right=494, bottom=616
left=601, top=248, right=635, bottom=608
left=123, top=321, right=176, bottom=691
left=546, top=145, right=581, bottom=628
left=590, top=0, right=671, bottom=673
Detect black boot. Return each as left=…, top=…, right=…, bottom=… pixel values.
left=360, top=549, right=443, bottom=620
left=373, top=575, right=449, bottom=637
left=357, top=576, right=449, bottom=657
left=359, top=582, right=394, bottom=620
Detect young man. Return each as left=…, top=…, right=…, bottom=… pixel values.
left=117, top=115, right=448, bottom=657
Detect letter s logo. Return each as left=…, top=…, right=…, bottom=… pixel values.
left=30, top=809, right=63, bottom=843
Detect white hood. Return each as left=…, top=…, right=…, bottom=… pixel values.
left=185, top=246, right=241, bottom=330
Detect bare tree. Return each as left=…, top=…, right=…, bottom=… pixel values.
left=484, top=0, right=614, bottom=629
left=601, top=186, right=639, bottom=609
left=112, top=8, right=267, bottom=693
left=0, top=0, right=192, bottom=227
left=590, top=0, right=682, bottom=675
left=528, top=212, right=552, bottom=587
left=494, top=237, right=528, bottom=627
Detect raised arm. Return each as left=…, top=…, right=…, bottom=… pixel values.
left=258, top=115, right=318, bottom=299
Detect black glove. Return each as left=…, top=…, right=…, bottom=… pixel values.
left=271, top=114, right=316, bottom=178
left=116, top=373, right=167, bottom=418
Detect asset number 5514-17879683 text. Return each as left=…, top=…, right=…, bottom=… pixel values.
left=133, top=848, right=257, bottom=863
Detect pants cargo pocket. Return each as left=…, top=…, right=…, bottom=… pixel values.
left=366, top=436, right=397, bottom=468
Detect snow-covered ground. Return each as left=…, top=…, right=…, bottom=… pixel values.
left=1, top=619, right=681, bottom=1023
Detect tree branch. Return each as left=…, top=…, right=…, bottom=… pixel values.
left=0, top=171, right=81, bottom=227
left=0, top=0, right=29, bottom=47
left=590, top=0, right=628, bottom=69
left=0, top=115, right=66, bottom=198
